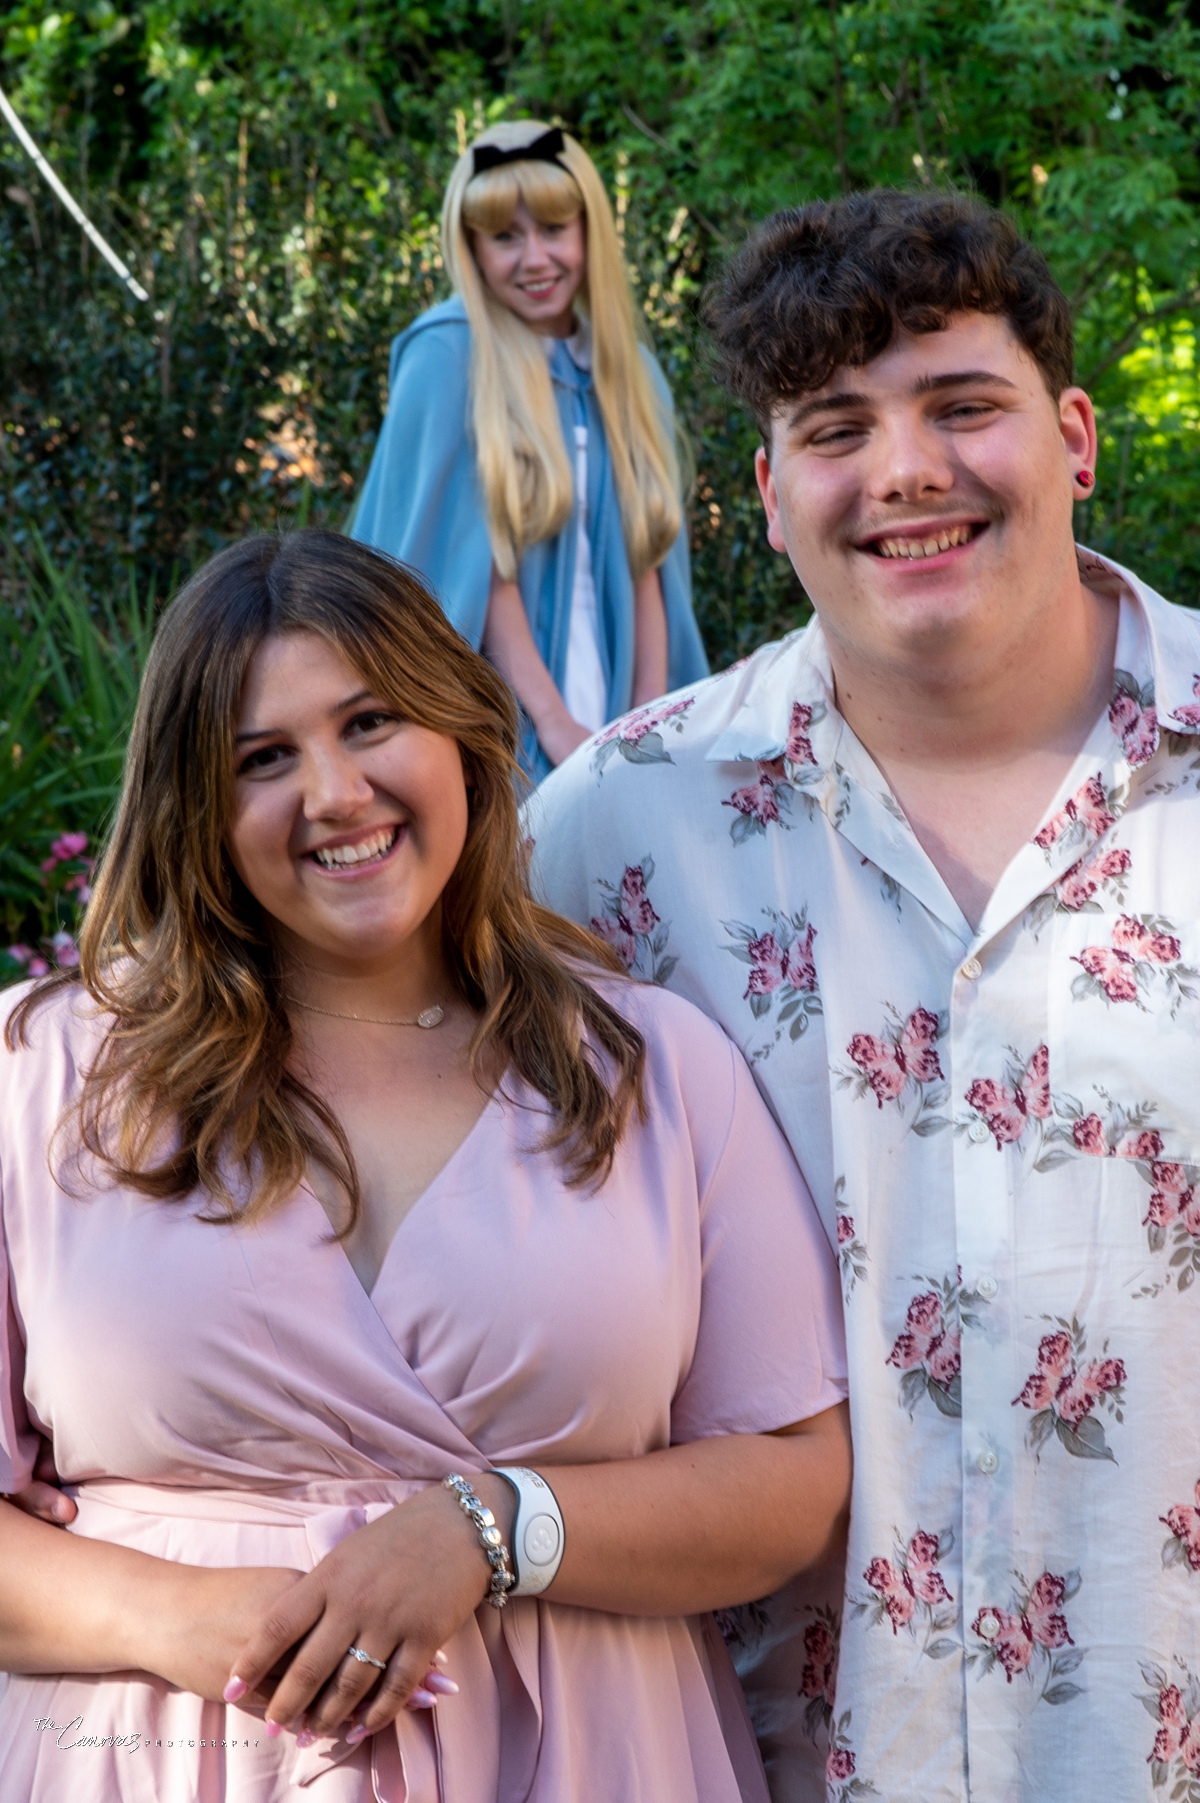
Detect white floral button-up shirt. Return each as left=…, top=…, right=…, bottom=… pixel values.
left=528, top=549, right=1200, bottom=1803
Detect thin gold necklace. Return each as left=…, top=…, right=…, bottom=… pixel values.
left=287, top=995, right=446, bottom=1029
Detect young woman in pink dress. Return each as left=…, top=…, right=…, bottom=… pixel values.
left=0, top=529, right=848, bottom=1803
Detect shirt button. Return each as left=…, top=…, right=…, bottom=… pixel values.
left=969, top=1120, right=992, bottom=1144
left=976, top=1274, right=998, bottom=1300
left=960, top=956, right=983, bottom=981
left=977, top=1449, right=1000, bottom=1475
left=977, top=1609, right=1001, bottom=1641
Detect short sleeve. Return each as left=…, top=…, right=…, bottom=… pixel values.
left=670, top=1037, right=847, bottom=1443
left=0, top=1159, right=37, bottom=1494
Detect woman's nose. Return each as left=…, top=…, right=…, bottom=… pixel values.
left=302, top=749, right=374, bottom=819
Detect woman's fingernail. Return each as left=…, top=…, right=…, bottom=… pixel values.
left=295, top=1729, right=316, bottom=1748
left=223, top=1677, right=248, bottom=1704
left=265, top=1721, right=283, bottom=1739
left=433, top=1648, right=449, bottom=1666
left=408, top=1688, right=438, bottom=1709
left=53, top=1497, right=72, bottom=1521
left=346, top=1723, right=368, bottom=1745
left=424, top=1671, right=459, bottom=1696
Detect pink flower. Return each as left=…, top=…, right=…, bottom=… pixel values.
left=1073, top=943, right=1139, bottom=1002
left=1150, top=1684, right=1200, bottom=1770
left=906, top=1530, right=952, bottom=1605
left=1015, top=1333, right=1125, bottom=1427
left=1170, top=675, right=1200, bottom=731
left=724, top=771, right=781, bottom=826
left=1115, top=1128, right=1164, bottom=1160
left=966, top=1077, right=1027, bottom=1146
left=48, top=931, right=79, bottom=969
left=784, top=923, right=818, bottom=992
left=1144, top=1161, right=1196, bottom=1228
left=618, top=866, right=659, bottom=936
left=800, top=1619, right=838, bottom=1705
left=619, top=696, right=693, bottom=742
left=864, top=1556, right=915, bottom=1631
left=50, top=831, right=88, bottom=861
left=6, top=944, right=34, bottom=966
left=786, top=701, right=817, bottom=766
left=926, top=1330, right=961, bottom=1388
left=1052, top=1358, right=1109, bottom=1426
left=826, top=1747, right=856, bottom=1783
left=1072, top=1113, right=1108, bottom=1156
left=1109, top=690, right=1159, bottom=766
left=589, top=913, right=636, bottom=970
left=1056, top=845, right=1131, bottom=911
left=887, top=1291, right=944, bottom=1370
left=1034, top=772, right=1115, bottom=849
left=744, top=932, right=786, bottom=997
left=849, top=1007, right=942, bottom=1107
left=1112, top=914, right=1181, bottom=964
left=1013, top=1329, right=1073, bottom=1411
left=836, top=1213, right=855, bottom=1246
left=975, top=1608, right=1033, bottom=1680
left=1026, top=1572, right=1074, bottom=1649
left=1162, top=1483, right=1200, bottom=1573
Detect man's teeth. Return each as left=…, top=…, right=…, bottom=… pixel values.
left=313, top=828, right=396, bottom=869
left=873, top=525, right=975, bottom=559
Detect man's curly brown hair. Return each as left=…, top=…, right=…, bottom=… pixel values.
left=704, top=189, right=1074, bottom=436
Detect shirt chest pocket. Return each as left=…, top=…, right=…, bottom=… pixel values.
left=1047, top=913, right=1200, bottom=1160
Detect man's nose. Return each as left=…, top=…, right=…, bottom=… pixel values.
left=867, top=417, right=956, bottom=503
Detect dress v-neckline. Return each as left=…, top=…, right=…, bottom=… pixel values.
left=305, top=1085, right=507, bottom=1304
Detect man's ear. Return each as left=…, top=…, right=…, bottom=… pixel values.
left=754, top=445, right=790, bottom=555
left=1058, top=385, right=1098, bottom=483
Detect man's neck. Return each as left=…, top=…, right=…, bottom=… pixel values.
left=823, top=574, right=1121, bottom=931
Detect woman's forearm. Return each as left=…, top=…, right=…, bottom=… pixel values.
left=630, top=566, right=669, bottom=706
left=480, top=1401, right=850, bottom=1617
left=481, top=567, right=591, bottom=765
left=0, top=1497, right=167, bottom=1673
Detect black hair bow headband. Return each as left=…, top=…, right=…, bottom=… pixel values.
left=471, top=127, right=567, bottom=180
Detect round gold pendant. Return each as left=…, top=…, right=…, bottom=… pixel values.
left=416, top=1005, right=445, bottom=1029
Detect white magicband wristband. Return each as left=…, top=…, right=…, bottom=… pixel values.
left=494, top=1466, right=565, bottom=1597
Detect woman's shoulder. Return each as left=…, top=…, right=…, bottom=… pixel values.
left=0, top=978, right=109, bottom=1089
left=592, top=974, right=743, bottom=1110
left=392, top=295, right=470, bottom=359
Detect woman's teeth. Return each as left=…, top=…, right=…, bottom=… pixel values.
left=312, top=827, right=397, bottom=869
left=873, top=524, right=976, bottom=559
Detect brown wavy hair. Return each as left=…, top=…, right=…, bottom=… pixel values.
left=8, top=529, right=644, bottom=1224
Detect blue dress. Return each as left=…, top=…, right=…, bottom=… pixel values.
left=349, top=296, right=708, bottom=778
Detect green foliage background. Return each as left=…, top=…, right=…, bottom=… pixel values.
left=2, top=0, right=1200, bottom=953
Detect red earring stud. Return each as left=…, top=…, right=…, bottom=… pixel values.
left=1075, top=469, right=1095, bottom=489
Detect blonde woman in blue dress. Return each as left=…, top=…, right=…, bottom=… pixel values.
left=351, top=120, right=707, bottom=777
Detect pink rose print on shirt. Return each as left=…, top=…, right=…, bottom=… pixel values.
left=854, top=1527, right=958, bottom=1660
left=589, top=857, right=677, bottom=985
left=1108, top=669, right=1160, bottom=767
left=825, top=1712, right=877, bottom=1800
left=1033, top=772, right=1118, bottom=858
left=797, top=1604, right=841, bottom=1740
left=1169, top=672, right=1200, bottom=730
left=1070, top=913, right=1198, bottom=1018
left=591, top=695, right=694, bottom=775
left=962, top=1043, right=1073, bottom=1170
left=1140, top=1662, right=1200, bottom=1788
left=969, top=1569, right=1083, bottom=1706
left=723, top=761, right=794, bottom=843
left=786, top=700, right=820, bottom=768
left=841, top=1003, right=950, bottom=1135
left=1013, top=1317, right=1125, bottom=1461
left=888, top=1270, right=989, bottom=1419
left=834, top=1176, right=869, bottom=1300
left=1132, top=1158, right=1200, bottom=1297
left=1162, top=1481, right=1200, bottom=1574
left=723, top=906, right=822, bottom=1056
left=1057, top=845, right=1132, bottom=913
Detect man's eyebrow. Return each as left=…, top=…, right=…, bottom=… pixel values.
left=784, top=368, right=1020, bottom=432
left=235, top=689, right=376, bottom=744
left=911, top=369, right=1020, bottom=396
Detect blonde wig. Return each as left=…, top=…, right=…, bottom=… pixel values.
left=441, top=120, right=682, bottom=582
left=9, top=530, right=646, bottom=1226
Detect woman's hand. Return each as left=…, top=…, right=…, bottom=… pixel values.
left=227, top=1478, right=509, bottom=1743
left=137, top=1562, right=307, bottom=1706
left=6, top=1435, right=76, bottom=1526
left=536, top=710, right=592, bottom=767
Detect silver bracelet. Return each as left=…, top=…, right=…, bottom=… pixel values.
left=443, top=1473, right=515, bottom=1609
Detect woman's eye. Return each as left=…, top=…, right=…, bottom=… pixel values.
left=346, top=709, right=397, bottom=737
left=237, top=743, right=289, bottom=776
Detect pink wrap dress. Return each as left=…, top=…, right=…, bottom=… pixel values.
left=0, top=977, right=846, bottom=1803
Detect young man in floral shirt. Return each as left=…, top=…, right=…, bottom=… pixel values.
left=528, top=190, right=1200, bottom=1802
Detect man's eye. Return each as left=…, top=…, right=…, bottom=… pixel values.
left=810, top=424, right=865, bottom=446
left=945, top=402, right=995, bottom=421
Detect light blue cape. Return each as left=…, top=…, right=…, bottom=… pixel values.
left=349, top=296, right=708, bottom=777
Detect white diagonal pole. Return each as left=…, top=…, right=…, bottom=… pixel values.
left=0, top=80, right=150, bottom=304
